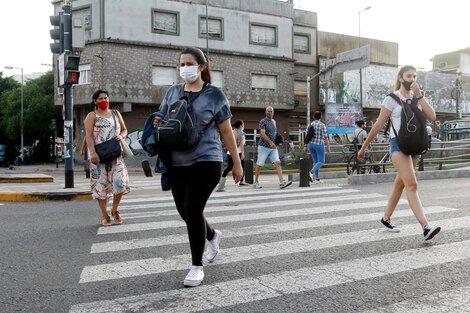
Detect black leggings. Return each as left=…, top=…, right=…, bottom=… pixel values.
left=222, top=153, right=244, bottom=179
left=169, top=161, right=221, bottom=266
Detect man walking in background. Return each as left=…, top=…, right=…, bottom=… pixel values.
left=253, top=106, right=292, bottom=189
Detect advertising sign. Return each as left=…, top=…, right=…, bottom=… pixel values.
left=326, top=103, right=363, bottom=134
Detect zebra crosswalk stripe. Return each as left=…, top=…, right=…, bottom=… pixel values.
left=72, top=239, right=470, bottom=313
left=90, top=205, right=453, bottom=254
left=81, top=206, right=459, bottom=283
left=71, top=183, right=468, bottom=312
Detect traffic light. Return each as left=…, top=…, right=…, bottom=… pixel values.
left=64, top=54, right=80, bottom=85
left=64, top=70, right=80, bottom=85
left=49, top=12, right=63, bottom=54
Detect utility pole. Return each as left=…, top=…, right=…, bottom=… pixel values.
left=358, top=6, right=371, bottom=105
left=50, top=0, right=80, bottom=188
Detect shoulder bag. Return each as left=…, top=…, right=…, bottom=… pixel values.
left=94, top=110, right=122, bottom=163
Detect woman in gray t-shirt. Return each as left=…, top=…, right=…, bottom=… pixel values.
left=154, top=47, right=243, bottom=287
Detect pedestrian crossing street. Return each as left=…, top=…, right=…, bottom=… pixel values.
left=70, top=180, right=470, bottom=313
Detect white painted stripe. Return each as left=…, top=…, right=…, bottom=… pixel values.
left=119, top=189, right=366, bottom=212
left=121, top=191, right=384, bottom=219
left=82, top=207, right=459, bottom=283
left=72, top=239, right=470, bottom=312
left=362, top=284, right=470, bottom=313
left=119, top=185, right=341, bottom=204
left=91, top=203, right=449, bottom=254
left=97, top=193, right=387, bottom=235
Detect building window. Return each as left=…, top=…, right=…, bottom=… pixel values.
left=78, top=63, right=91, bottom=85
left=73, top=7, right=92, bottom=30
left=250, top=23, right=277, bottom=46
left=294, top=33, right=310, bottom=53
left=152, top=9, right=179, bottom=35
left=211, top=70, right=224, bottom=88
left=294, top=80, right=307, bottom=96
left=151, top=66, right=177, bottom=86
left=199, top=16, right=223, bottom=40
left=251, top=74, right=277, bottom=92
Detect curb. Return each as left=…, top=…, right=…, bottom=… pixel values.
left=0, top=174, right=54, bottom=183
left=0, top=191, right=92, bottom=202
left=348, top=168, right=470, bottom=185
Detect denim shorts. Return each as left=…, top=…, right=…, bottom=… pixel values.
left=390, top=137, right=420, bottom=160
left=256, top=145, right=280, bottom=166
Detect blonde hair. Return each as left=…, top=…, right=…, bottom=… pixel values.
left=394, top=65, right=416, bottom=91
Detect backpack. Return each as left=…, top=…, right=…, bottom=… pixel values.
left=388, top=93, right=429, bottom=155
left=351, top=129, right=365, bottom=145
left=156, top=83, right=214, bottom=151
left=304, top=123, right=315, bottom=144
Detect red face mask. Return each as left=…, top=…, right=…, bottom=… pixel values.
left=96, top=100, right=109, bottom=110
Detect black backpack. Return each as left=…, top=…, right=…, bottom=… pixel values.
left=304, top=123, right=315, bottom=144
left=388, top=93, right=429, bottom=155
left=156, top=83, right=214, bottom=151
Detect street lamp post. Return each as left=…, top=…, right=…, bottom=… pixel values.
left=358, top=6, right=371, bottom=105
left=4, top=66, right=24, bottom=163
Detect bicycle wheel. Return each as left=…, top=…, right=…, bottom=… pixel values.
left=346, top=155, right=357, bottom=175
left=361, top=157, right=373, bottom=174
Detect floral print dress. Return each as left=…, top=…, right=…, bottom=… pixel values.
left=90, top=111, right=130, bottom=200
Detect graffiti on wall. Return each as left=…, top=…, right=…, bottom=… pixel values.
left=323, top=65, right=470, bottom=114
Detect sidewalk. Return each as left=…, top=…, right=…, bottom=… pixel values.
left=0, top=163, right=347, bottom=202
left=3, top=163, right=468, bottom=202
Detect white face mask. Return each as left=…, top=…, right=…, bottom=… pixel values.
left=179, top=65, right=199, bottom=83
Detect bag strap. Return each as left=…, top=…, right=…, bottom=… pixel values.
left=354, top=129, right=364, bottom=141
left=180, top=82, right=214, bottom=137
left=387, top=93, right=402, bottom=138
left=94, top=110, right=118, bottom=141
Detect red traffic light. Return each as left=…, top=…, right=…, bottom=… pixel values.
left=64, top=70, right=80, bottom=85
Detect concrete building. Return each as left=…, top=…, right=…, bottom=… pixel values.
left=51, top=0, right=319, bottom=146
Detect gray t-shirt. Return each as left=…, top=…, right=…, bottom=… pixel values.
left=158, top=84, right=232, bottom=166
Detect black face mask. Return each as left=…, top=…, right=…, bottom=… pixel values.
left=402, top=80, right=412, bottom=91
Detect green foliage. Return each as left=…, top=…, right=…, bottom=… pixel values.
left=0, top=71, right=61, bottom=162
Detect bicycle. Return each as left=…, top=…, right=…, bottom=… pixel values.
left=343, top=143, right=373, bottom=175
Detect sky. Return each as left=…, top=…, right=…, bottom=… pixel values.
left=1, top=0, right=469, bottom=76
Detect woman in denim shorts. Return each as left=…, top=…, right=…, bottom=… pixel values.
left=358, top=65, right=441, bottom=241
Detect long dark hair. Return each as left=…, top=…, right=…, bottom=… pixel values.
left=91, top=89, right=109, bottom=104
left=180, top=47, right=212, bottom=83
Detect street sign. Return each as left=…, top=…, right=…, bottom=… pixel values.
left=320, top=45, right=370, bottom=81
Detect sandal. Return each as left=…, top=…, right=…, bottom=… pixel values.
left=111, top=210, right=123, bottom=225
left=102, top=215, right=112, bottom=226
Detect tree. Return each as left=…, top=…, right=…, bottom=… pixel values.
left=0, top=73, right=20, bottom=145
left=0, top=71, right=61, bottom=162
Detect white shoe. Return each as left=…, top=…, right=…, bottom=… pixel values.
left=206, top=229, right=222, bottom=262
left=253, top=182, right=262, bottom=189
left=184, top=266, right=204, bottom=287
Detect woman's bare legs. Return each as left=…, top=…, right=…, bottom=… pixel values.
left=383, top=157, right=419, bottom=220
left=390, top=153, right=428, bottom=228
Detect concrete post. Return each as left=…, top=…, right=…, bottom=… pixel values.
left=244, top=159, right=254, bottom=184
left=142, top=159, right=153, bottom=177
left=299, top=158, right=311, bottom=187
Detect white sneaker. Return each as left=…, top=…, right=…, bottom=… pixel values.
left=206, top=229, right=222, bottom=262
left=253, top=181, right=263, bottom=189
left=279, top=180, right=293, bottom=189
left=184, top=266, right=204, bottom=287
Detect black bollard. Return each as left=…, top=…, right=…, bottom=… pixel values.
left=142, top=159, right=153, bottom=177
left=244, top=159, right=254, bottom=184
left=299, top=157, right=311, bottom=187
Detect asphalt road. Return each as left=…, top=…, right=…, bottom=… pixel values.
left=1, top=174, right=470, bottom=313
